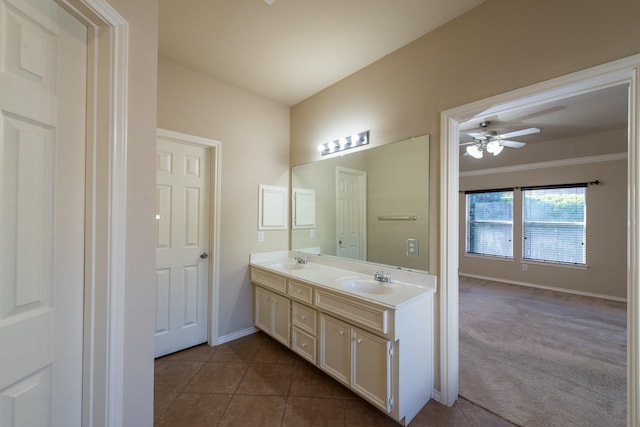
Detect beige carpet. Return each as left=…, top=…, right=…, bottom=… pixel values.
left=459, top=276, right=627, bottom=427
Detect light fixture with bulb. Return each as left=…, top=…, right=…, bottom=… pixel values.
left=465, top=139, right=505, bottom=159
left=317, top=131, right=369, bottom=156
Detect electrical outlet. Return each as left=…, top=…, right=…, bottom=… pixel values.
left=309, top=229, right=315, bottom=238
left=407, top=238, right=419, bottom=256
left=522, top=263, right=528, bottom=271
left=258, top=231, right=264, bottom=242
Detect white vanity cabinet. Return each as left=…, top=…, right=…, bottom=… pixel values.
left=249, top=258, right=435, bottom=426
left=254, top=286, right=290, bottom=346
left=351, top=325, right=393, bottom=412
left=318, top=313, right=350, bottom=385
left=319, top=313, right=392, bottom=412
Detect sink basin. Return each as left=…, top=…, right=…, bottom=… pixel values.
left=336, top=277, right=398, bottom=294
left=268, top=261, right=305, bottom=270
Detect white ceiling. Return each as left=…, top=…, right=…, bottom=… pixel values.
left=158, top=0, right=628, bottom=156
left=459, top=84, right=629, bottom=146
left=159, top=0, right=486, bottom=106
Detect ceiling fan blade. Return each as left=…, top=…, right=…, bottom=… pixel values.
left=459, top=141, right=478, bottom=147
left=497, top=127, right=540, bottom=139
left=500, top=140, right=526, bottom=148
left=466, top=132, right=485, bottom=138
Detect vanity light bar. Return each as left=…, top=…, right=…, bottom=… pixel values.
left=317, top=130, right=369, bottom=156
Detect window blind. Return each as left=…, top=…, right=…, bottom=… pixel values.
left=466, top=190, right=513, bottom=258
left=522, top=186, right=586, bottom=264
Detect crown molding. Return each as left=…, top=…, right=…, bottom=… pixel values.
left=460, top=152, right=627, bottom=177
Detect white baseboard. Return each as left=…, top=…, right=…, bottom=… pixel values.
left=431, top=388, right=443, bottom=405
left=459, top=273, right=627, bottom=303
left=212, top=326, right=259, bottom=346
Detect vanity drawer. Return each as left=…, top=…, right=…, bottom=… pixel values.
left=250, top=268, right=287, bottom=293
left=315, top=289, right=390, bottom=336
left=292, top=302, right=317, bottom=335
left=292, top=327, right=316, bottom=364
left=288, top=280, right=313, bottom=304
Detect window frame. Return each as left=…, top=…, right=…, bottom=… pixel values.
left=521, top=184, right=587, bottom=266
left=465, top=189, right=515, bottom=259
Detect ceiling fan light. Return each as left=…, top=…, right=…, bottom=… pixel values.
left=486, top=140, right=503, bottom=155
left=466, top=144, right=483, bottom=159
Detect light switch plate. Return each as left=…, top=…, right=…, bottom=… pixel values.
left=407, top=238, right=419, bottom=256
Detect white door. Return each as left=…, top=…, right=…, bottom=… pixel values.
left=336, top=167, right=366, bottom=260
left=155, top=139, right=210, bottom=357
left=0, top=1, right=87, bottom=426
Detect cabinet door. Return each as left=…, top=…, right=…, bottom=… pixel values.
left=319, top=314, right=350, bottom=385
left=255, top=286, right=272, bottom=333
left=271, top=291, right=290, bottom=346
left=352, top=327, right=392, bottom=412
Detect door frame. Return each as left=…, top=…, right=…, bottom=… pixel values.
left=157, top=128, right=222, bottom=346
left=53, top=0, right=128, bottom=425
left=335, top=166, right=367, bottom=260
left=439, top=54, right=640, bottom=424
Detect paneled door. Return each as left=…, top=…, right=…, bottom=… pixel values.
left=155, top=139, right=210, bottom=357
left=0, top=1, right=87, bottom=425
left=336, top=167, right=366, bottom=260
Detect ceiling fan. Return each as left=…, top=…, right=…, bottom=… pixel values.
left=461, top=121, right=540, bottom=159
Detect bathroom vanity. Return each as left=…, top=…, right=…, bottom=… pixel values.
left=249, top=251, right=437, bottom=426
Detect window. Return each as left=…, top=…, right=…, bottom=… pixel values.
left=466, top=190, right=513, bottom=258
left=522, top=186, right=586, bottom=264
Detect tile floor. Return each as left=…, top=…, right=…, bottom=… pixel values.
left=155, top=331, right=514, bottom=427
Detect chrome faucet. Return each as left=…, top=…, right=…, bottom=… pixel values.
left=374, top=270, right=391, bottom=283
left=294, top=256, right=308, bottom=264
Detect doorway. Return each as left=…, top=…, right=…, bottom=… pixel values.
left=438, top=55, right=640, bottom=423
left=155, top=129, right=221, bottom=356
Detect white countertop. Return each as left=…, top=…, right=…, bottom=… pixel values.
left=250, top=251, right=437, bottom=308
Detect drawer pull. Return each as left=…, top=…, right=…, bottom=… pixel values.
left=296, top=289, right=302, bottom=294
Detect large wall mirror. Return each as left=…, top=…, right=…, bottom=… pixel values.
left=291, top=134, right=429, bottom=271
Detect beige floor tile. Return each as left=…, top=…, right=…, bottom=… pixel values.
left=184, top=361, right=248, bottom=394
left=343, top=399, right=398, bottom=426
left=154, top=392, right=231, bottom=427
left=154, top=359, right=204, bottom=393
left=289, top=362, right=351, bottom=399
left=235, top=362, right=295, bottom=396
left=282, top=396, right=345, bottom=427
left=218, top=395, right=286, bottom=427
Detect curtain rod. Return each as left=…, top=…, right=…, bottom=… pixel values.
left=462, top=180, right=600, bottom=194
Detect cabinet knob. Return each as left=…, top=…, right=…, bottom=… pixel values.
left=356, top=338, right=363, bottom=344
left=339, top=330, right=345, bottom=336
left=301, top=315, right=306, bottom=320
left=296, top=289, right=302, bottom=294
left=301, top=343, right=307, bottom=348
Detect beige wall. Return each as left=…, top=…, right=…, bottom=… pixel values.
left=290, top=0, right=640, bottom=391
left=157, top=58, right=291, bottom=338
left=365, top=136, right=429, bottom=270
left=459, top=157, right=627, bottom=299
left=106, top=0, right=158, bottom=425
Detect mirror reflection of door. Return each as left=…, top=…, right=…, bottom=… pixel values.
left=336, top=167, right=366, bottom=260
